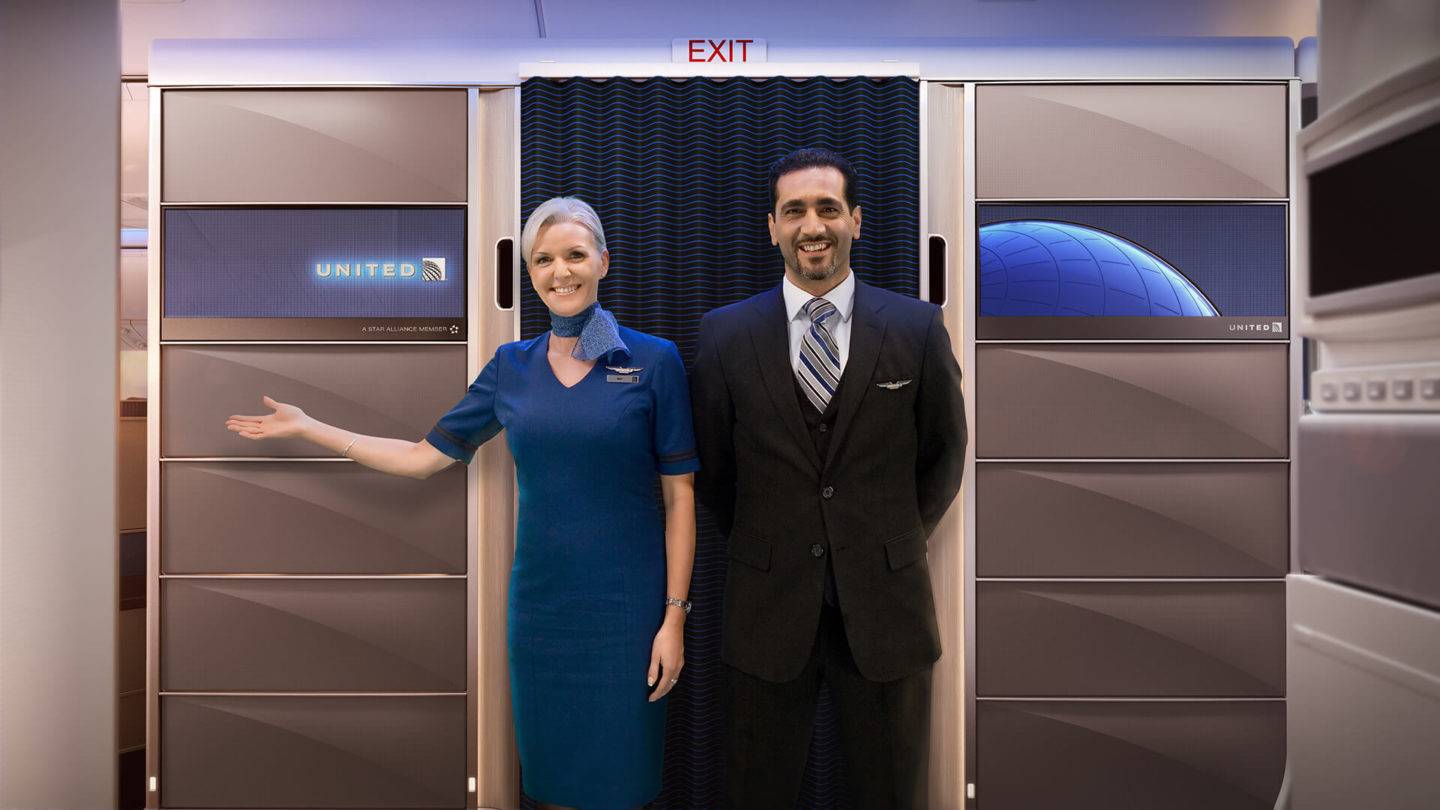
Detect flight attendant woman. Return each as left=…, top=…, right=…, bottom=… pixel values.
left=226, top=197, right=699, bottom=810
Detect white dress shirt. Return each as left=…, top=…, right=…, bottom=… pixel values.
left=782, top=270, right=855, bottom=376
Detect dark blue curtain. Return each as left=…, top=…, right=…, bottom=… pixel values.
left=520, top=75, right=919, bottom=809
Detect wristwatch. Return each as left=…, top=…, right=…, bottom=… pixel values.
left=665, top=596, right=692, bottom=615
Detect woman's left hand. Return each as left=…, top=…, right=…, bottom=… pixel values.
left=646, top=616, right=685, bottom=702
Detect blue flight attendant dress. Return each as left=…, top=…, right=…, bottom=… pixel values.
left=424, top=310, right=699, bottom=810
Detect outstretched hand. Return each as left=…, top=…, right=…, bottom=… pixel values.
left=226, top=395, right=309, bottom=441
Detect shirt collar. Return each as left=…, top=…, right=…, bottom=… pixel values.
left=782, top=270, right=856, bottom=324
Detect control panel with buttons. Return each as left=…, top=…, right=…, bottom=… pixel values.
left=1310, top=362, right=1440, bottom=412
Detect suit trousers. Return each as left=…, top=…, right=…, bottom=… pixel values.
left=724, top=603, right=933, bottom=809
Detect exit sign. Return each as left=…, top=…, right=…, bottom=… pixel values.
left=672, top=38, right=767, bottom=63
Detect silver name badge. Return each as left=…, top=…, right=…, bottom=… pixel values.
left=607, top=374, right=640, bottom=383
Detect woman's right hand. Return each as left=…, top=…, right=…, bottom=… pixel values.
left=226, top=395, right=311, bottom=441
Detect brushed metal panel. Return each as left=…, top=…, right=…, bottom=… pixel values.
left=161, top=579, right=465, bottom=692
left=162, top=89, right=467, bottom=203
left=978, top=463, right=1288, bottom=577
left=161, top=345, right=466, bottom=457
left=1288, top=575, right=1440, bottom=810
left=978, top=700, right=1285, bottom=810
left=1298, top=414, right=1440, bottom=610
left=162, top=462, right=466, bottom=574
left=161, top=695, right=465, bottom=808
left=977, top=581, right=1285, bottom=696
left=977, top=84, right=1287, bottom=198
left=976, top=344, right=1289, bottom=459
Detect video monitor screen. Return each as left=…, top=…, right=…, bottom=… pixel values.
left=977, top=203, right=1288, bottom=340
left=163, top=207, right=465, bottom=340
left=1309, top=120, right=1440, bottom=308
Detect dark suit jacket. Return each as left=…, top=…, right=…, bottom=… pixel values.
left=692, top=279, right=967, bottom=683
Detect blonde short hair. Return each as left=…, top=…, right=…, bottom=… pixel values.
left=520, top=197, right=607, bottom=261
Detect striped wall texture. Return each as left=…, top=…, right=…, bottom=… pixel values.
left=520, top=76, right=920, bottom=809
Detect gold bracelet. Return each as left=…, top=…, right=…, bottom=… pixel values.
left=341, top=435, right=359, bottom=457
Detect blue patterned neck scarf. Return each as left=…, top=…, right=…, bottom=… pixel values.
left=549, top=302, right=629, bottom=362
left=549, top=303, right=594, bottom=337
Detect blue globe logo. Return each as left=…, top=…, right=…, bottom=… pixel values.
left=979, top=221, right=1219, bottom=316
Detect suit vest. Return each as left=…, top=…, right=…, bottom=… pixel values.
left=792, top=372, right=842, bottom=606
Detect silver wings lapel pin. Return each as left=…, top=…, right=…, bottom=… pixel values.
left=605, top=365, right=643, bottom=383
left=876, top=379, right=913, bottom=390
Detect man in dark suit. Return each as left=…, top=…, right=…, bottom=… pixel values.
left=691, top=148, right=967, bottom=809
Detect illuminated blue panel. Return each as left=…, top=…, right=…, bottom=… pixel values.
left=163, top=208, right=464, bottom=318
left=978, top=203, right=1287, bottom=318
left=980, top=221, right=1219, bottom=317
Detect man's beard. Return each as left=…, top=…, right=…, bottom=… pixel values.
left=788, top=248, right=841, bottom=281
left=799, top=262, right=839, bottom=281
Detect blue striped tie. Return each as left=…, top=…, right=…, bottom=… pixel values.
left=797, top=297, right=842, bottom=412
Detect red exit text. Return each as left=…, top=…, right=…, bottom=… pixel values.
left=673, top=38, right=767, bottom=63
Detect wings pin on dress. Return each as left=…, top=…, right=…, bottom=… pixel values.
left=606, top=365, right=643, bottom=383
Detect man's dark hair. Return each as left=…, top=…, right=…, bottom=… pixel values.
left=767, top=148, right=860, bottom=211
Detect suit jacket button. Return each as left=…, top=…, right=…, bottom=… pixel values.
left=821, top=486, right=834, bottom=499
left=810, top=544, right=825, bottom=558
